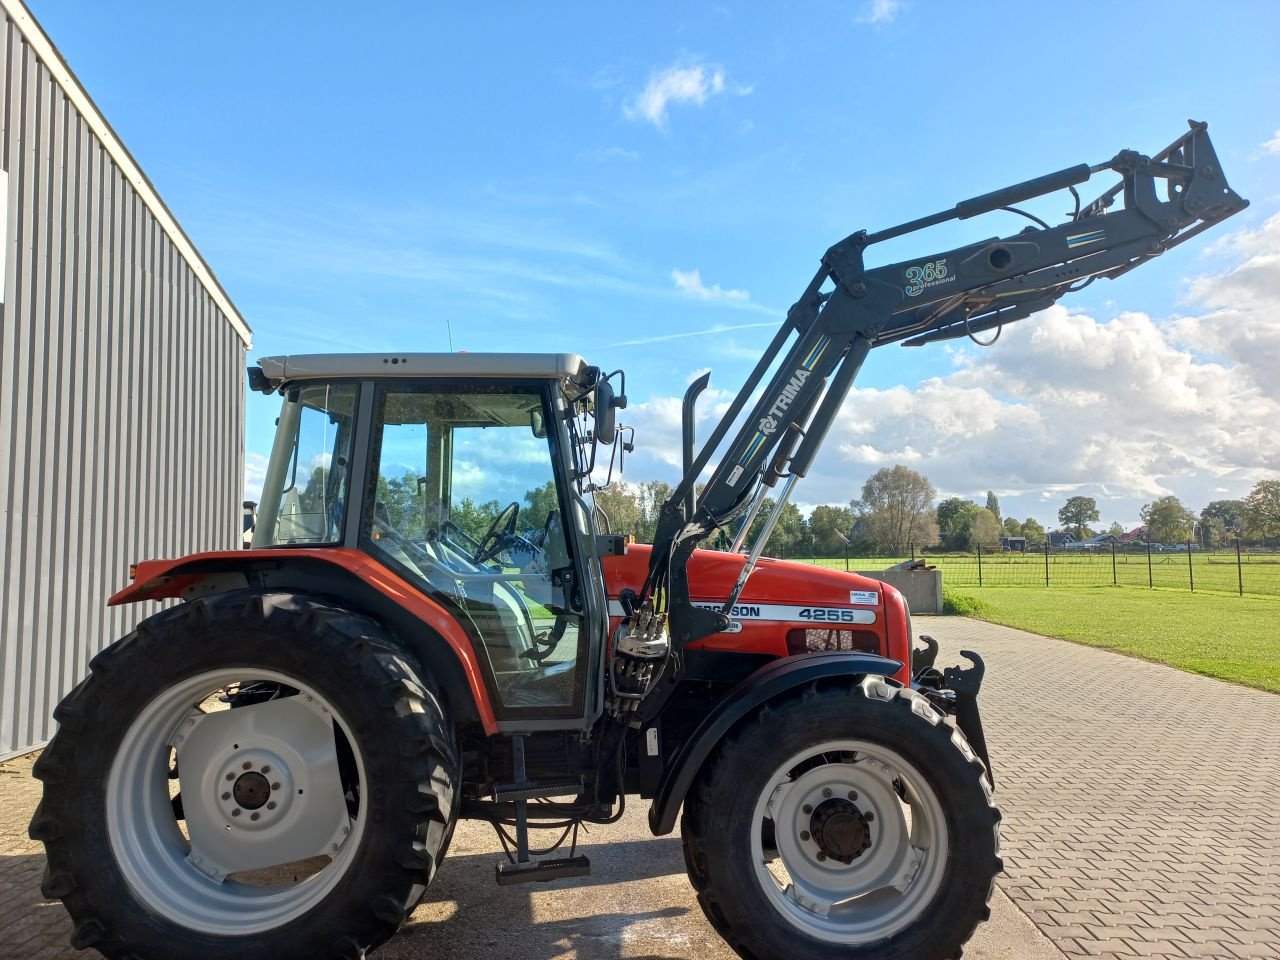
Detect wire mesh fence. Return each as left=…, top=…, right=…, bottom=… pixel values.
left=797, top=539, right=1280, bottom=599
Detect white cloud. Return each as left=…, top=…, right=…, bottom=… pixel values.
left=1259, top=130, right=1280, bottom=157
left=624, top=63, right=734, bottom=129
left=858, top=0, right=902, bottom=24
left=578, top=145, right=640, bottom=163
left=244, top=451, right=269, bottom=503
left=672, top=268, right=749, bottom=302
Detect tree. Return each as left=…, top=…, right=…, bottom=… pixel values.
left=1022, top=517, right=1046, bottom=544
left=521, top=481, right=560, bottom=534
left=635, top=480, right=674, bottom=543
left=771, top=502, right=808, bottom=558
left=1107, top=521, right=1125, bottom=538
left=1141, top=495, right=1195, bottom=545
left=854, top=465, right=938, bottom=554
left=937, top=497, right=981, bottom=551
left=970, top=508, right=1002, bottom=548
left=1242, top=480, right=1280, bottom=544
left=985, top=491, right=1001, bottom=525
left=1057, top=496, right=1100, bottom=539
left=592, top=483, right=645, bottom=538
left=1201, top=499, right=1245, bottom=538
left=451, top=496, right=502, bottom=542
left=809, top=505, right=857, bottom=555
left=1002, top=517, right=1023, bottom=538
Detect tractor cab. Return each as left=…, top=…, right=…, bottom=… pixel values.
left=248, top=353, right=620, bottom=723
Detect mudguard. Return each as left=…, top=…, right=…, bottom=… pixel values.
left=648, top=651, right=902, bottom=836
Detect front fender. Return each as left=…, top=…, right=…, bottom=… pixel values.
left=648, top=651, right=902, bottom=836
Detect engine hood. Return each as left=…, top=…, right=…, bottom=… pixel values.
left=602, top=543, right=888, bottom=609
left=600, top=544, right=909, bottom=677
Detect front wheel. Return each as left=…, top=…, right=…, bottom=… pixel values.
left=31, top=591, right=458, bottom=960
left=681, top=676, right=1001, bottom=960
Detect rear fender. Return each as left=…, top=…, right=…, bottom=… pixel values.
left=648, top=651, right=902, bottom=836
left=110, top=549, right=497, bottom=733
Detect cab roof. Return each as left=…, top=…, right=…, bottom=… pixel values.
left=256, top=352, right=590, bottom=384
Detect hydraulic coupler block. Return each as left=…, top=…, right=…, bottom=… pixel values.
left=607, top=604, right=670, bottom=724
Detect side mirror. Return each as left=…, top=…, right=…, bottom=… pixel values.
left=530, top=409, right=547, bottom=438
left=595, top=379, right=617, bottom=445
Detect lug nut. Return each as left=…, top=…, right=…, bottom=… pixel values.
left=242, top=761, right=252, bottom=770
left=271, top=782, right=281, bottom=791
left=848, top=791, right=858, bottom=801
left=232, top=809, right=241, bottom=817
left=822, top=788, right=832, bottom=799
left=261, top=765, right=271, bottom=774
left=225, top=773, right=234, bottom=782
left=817, top=852, right=827, bottom=862
left=250, top=812, right=260, bottom=821
left=866, top=812, right=875, bottom=822
left=221, top=792, right=231, bottom=801
left=267, top=801, right=277, bottom=811
left=800, top=831, right=810, bottom=841
left=802, top=804, right=813, bottom=815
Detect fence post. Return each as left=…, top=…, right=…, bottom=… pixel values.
left=1236, top=536, right=1243, bottom=597
left=977, top=542, right=983, bottom=587
left=1146, top=536, right=1153, bottom=588
left=1111, top=540, right=1117, bottom=586
left=1043, top=540, right=1050, bottom=587
left=910, top=541, right=916, bottom=564
left=1187, top=538, right=1194, bottom=592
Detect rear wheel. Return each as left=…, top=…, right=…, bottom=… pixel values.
left=681, top=676, right=1001, bottom=960
left=31, top=591, right=458, bottom=960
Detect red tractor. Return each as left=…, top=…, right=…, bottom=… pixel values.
left=32, top=123, right=1244, bottom=960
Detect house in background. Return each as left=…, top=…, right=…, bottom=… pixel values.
left=1048, top=531, right=1078, bottom=548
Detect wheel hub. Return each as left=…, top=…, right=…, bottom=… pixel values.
left=232, top=771, right=272, bottom=811
left=810, top=799, right=872, bottom=864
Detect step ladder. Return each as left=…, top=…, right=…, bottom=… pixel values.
left=493, top=735, right=592, bottom=886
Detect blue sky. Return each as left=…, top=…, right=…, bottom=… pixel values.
left=32, top=0, right=1280, bottom=529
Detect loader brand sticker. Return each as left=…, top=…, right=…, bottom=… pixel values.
left=730, top=335, right=832, bottom=483
left=904, top=258, right=953, bottom=297
left=1066, top=228, right=1106, bottom=249
left=849, top=590, right=879, bottom=605
left=605, top=599, right=876, bottom=629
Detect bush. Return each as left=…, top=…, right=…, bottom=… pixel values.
left=942, top=586, right=990, bottom=617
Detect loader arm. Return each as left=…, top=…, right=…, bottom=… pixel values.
left=638, top=120, right=1247, bottom=647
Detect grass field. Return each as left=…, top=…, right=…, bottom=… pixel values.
left=802, top=550, right=1280, bottom=598
left=940, top=585, right=1280, bottom=694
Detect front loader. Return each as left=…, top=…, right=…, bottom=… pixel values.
left=32, top=121, right=1245, bottom=960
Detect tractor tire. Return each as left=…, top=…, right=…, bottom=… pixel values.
left=30, top=590, right=459, bottom=960
left=681, top=675, right=1001, bottom=960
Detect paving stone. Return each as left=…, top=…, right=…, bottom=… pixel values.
left=925, top=617, right=1280, bottom=959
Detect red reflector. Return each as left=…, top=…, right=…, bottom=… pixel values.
left=786, top=628, right=880, bottom=656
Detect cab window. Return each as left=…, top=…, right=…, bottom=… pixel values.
left=362, top=383, right=582, bottom=716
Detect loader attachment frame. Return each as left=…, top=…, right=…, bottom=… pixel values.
left=639, top=120, right=1247, bottom=648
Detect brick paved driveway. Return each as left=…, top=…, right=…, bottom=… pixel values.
left=924, top=616, right=1279, bottom=959
left=2, top=617, right=1276, bottom=958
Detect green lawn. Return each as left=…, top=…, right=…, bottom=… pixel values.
left=802, top=551, right=1280, bottom=598
left=942, top=585, right=1280, bottom=693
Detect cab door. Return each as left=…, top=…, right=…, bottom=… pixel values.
left=360, top=380, right=592, bottom=724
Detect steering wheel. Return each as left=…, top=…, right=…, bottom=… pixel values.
left=473, top=501, right=520, bottom=564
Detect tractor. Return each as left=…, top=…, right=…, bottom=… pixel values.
left=31, top=122, right=1245, bottom=960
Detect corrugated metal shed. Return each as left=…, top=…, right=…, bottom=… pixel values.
left=0, top=0, right=250, bottom=759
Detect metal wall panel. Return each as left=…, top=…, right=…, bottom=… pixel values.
left=0, top=9, right=247, bottom=758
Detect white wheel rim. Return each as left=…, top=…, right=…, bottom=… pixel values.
left=749, top=738, right=949, bottom=944
left=106, top=669, right=368, bottom=936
